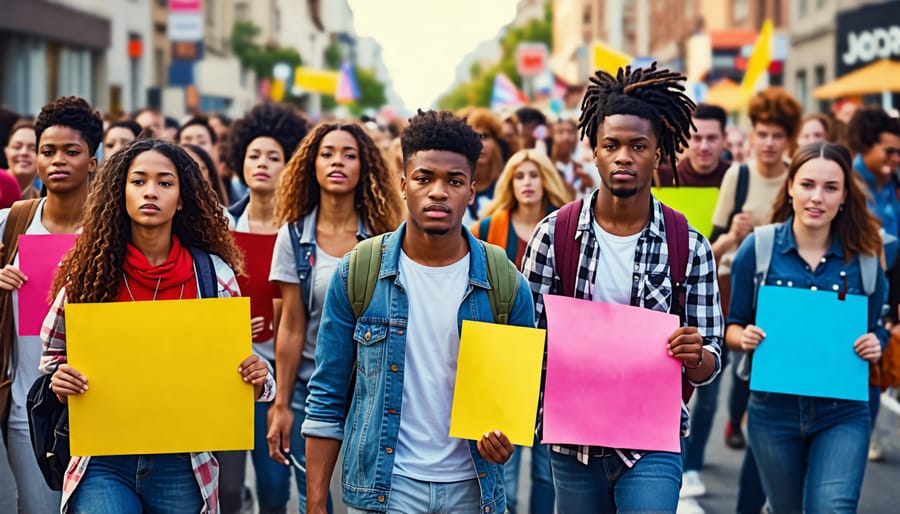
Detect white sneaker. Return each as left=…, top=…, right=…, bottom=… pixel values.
left=680, top=470, right=707, bottom=498
left=677, top=498, right=706, bottom=514
left=869, top=437, right=884, bottom=462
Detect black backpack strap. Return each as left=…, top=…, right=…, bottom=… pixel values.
left=188, top=247, right=218, bottom=299
left=729, top=164, right=750, bottom=226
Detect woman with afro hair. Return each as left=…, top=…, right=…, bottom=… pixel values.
left=40, top=139, right=275, bottom=513
left=0, top=96, right=102, bottom=514
left=262, top=122, right=403, bottom=513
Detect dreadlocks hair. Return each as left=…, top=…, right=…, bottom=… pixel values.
left=276, top=122, right=403, bottom=234
left=578, top=62, right=696, bottom=186
left=229, top=102, right=309, bottom=185
left=401, top=109, right=483, bottom=174
left=35, top=96, right=103, bottom=155
left=52, top=139, right=244, bottom=303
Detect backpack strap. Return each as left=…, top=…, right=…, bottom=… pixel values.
left=348, top=234, right=386, bottom=319
left=476, top=218, right=491, bottom=240
left=288, top=221, right=317, bottom=314
left=1, top=199, right=42, bottom=267
left=481, top=241, right=520, bottom=324
left=553, top=198, right=584, bottom=298
left=661, top=204, right=690, bottom=320
left=187, top=247, right=218, bottom=299
left=859, top=254, right=878, bottom=296
left=729, top=164, right=750, bottom=226
left=753, top=224, right=777, bottom=306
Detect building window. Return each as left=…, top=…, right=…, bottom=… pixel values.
left=235, top=2, right=248, bottom=22
left=733, top=0, right=749, bottom=22
left=796, top=69, right=808, bottom=112
left=799, top=0, right=807, bottom=17
left=815, top=65, right=828, bottom=113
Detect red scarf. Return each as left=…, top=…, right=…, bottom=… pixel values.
left=116, top=236, right=199, bottom=302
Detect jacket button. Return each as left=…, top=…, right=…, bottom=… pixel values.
left=398, top=330, right=404, bottom=335
left=388, top=408, right=397, bottom=414
left=484, top=508, right=491, bottom=513
left=365, top=331, right=371, bottom=340
left=390, top=364, right=399, bottom=372
left=478, top=472, right=486, bottom=478
left=377, top=495, right=385, bottom=503
left=385, top=447, right=393, bottom=454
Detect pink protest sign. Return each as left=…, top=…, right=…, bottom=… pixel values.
left=17, top=234, right=77, bottom=336
left=542, top=294, right=682, bottom=452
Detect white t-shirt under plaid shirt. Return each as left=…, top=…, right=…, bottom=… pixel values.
left=521, top=190, right=723, bottom=467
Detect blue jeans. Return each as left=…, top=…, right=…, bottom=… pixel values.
left=869, top=384, right=880, bottom=428
left=682, top=370, right=722, bottom=471
left=747, top=391, right=870, bottom=513
left=69, top=454, right=201, bottom=513
left=504, top=442, right=555, bottom=514
left=2, top=422, right=62, bottom=514
left=549, top=450, right=681, bottom=513
left=346, top=475, right=481, bottom=514
left=728, top=358, right=750, bottom=430
left=250, top=379, right=332, bottom=514
left=736, top=446, right=766, bottom=514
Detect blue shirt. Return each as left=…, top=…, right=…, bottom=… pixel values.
left=302, top=223, right=536, bottom=513
left=727, top=219, right=888, bottom=350
left=854, top=154, right=900, bottom=239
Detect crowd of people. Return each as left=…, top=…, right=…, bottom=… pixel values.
left=0, top=60, right=897, bottom=514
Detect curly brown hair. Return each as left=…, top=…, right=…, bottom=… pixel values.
left=748, top=87, right=802, bottom=153
left=275, top=123, right=403, bottom=234
left=53, top=139, right=244, bottom=303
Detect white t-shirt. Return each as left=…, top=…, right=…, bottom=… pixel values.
left=234, top=209, right=250, bottom=232
left=393, top=250, right=475, bottom=482
left=268, top=223, right=341, bottom=382
left=0, top=199, right=55, bottom=430
left=592, top=220, right=640, bottom=305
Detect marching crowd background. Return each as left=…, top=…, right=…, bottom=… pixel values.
left=0, top=61, right=898, bottom=514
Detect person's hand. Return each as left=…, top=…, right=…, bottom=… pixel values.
left=51, top=364, right=87, bottom=402
left=668, top=326, right=703, bottom=367
left=854, top=333, right=882, bottom=363
left=251, top=316, right=266, bottom=338
left=740, top=325, right=766, bottom=351
left=728, top=212, right=753, bottom=242
left=477, top=429, right=514, bottom=464
left=267, top=405, right=294, bottom=465
left=0, top=264, right=27, bottom=291
left=238, top=354, right=268, bottom=385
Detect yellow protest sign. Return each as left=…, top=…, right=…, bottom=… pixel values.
left=449, top=320, right=545, bottom=447
left=66, top=297, right=254, bottom=456
left=294, top=67, right=339, bottom=95
left=653, top=187, right=720, bottom=238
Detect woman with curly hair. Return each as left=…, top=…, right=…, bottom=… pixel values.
left=0, top=96, right=102, bottom=514
left=456, top=107, right=517, bottom=226
left=262, top=122, right=402, bottom=513
left=473, top=149, right=571, bottom=269
left=39, top=139, right=275, bottom=513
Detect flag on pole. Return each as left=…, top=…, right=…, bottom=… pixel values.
left=739, top=19, right=773, bottom=105
left=335, top=60, right=361, bottom=104
left=490, top=72, right=528, bottom=112
left=592, top=42, right=632, bottom=76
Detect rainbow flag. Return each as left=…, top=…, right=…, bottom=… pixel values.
left=335, top=60, right=361, bottom=104
left=490, top=73, right=528, bottom=111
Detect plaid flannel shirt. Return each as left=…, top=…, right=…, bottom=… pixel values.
left=39, top=257, right=274, bottom=514
left=521, top=191, right=723, bottom=467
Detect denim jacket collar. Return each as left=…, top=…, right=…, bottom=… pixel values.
left=379, top=221, right=491, bottom=290
left=774, top=216, right=844, bottom=259
left=298, top=205, right=371, bottom=245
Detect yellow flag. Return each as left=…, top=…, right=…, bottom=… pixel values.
left=592, top=42, right=632, bottom=77
left=739, top=19, right=773, bottom=104
left=293, top=67, right=339, bottom=95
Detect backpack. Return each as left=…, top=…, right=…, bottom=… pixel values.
left=0, top=199, right=43, bottom=424
left=26, top=246, right=219, bottom=491
left=552, top=198, right=696, bottom=403
left=710, top=163, right=749, bottom=243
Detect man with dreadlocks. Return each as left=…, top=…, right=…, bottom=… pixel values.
left=521, top=63, right=723, bottom=512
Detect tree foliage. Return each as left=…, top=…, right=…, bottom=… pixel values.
left=438, top=2, right=552, bottom=111
left=230, top=21, right=302, bottom=80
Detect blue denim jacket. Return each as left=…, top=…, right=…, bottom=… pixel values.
left=302, top=223, right=536, bottom=513
left=727, top=218, right=889, bottom=349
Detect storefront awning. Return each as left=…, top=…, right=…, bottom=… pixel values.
left=813, top=59, right=900, bottom=99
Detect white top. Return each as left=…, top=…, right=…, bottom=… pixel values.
left=268, top=223, right=341, bottom=382
left=234, top=209, right=250, bottom=232
left=592, top=220, right=640, bottom=305
left=0, top=199, right=54, bottom=430
left=393, top=250, right=475, bottom=482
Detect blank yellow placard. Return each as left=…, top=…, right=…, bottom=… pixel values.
left=449, top=320, right=545, bottom=447
left=652, top=187, right=720, bottom=238
left=66, top=298, right=254, bottom=456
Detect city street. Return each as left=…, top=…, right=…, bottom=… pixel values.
left=4, top=367, right=899, bottom=512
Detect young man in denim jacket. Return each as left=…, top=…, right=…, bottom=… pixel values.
left=303, top=110, right=536, bottom=514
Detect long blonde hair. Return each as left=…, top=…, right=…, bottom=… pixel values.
left=481, top=149, right=572, bottom=218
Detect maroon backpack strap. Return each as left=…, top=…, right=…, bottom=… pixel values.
left=661, top=203, right=695, bottom=403
left=552, top=198, right=584, bottom=298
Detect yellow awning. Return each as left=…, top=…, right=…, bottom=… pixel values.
left=705, top=78, right=743, bottom=112
left=813, top=59, right=900, bottom=99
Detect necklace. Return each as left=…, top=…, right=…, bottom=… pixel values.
left=123, top=275, right=184, bottom=301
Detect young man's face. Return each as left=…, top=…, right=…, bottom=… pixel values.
left=687, top=118, right=725, bottom=173
left=751, top=122, right=788, bottom=167
left=593, top=114, right=659, bottom=199
left=552, top=121, right=578, bottom=158
left=862, top=131, right=900, bottom=177
left=401, top=150, right=475, bottom=236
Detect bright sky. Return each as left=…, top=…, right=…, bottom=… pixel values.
left=347, top=0, right=519, bottom=111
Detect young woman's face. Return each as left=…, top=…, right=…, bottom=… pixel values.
left=512, top=160, right=544, bottom=208
left=4, top=127, right=37, bottom=185
left=179, top=125, right=214, bottom=157
left=472, top=124, right=497, bottom=168
left=315, top=130, right=361, bottom=195
left=125, top=150, right=182, bottom=230
left=183, top=148, right=210, bottom=185
left=798, top=119, right=827, bottom=147
left=37, top=125, right=96, bottom=195
left=243, top=136, right=285, bottom=194
left=789, top=157, right=846, bottom=230
left=104, top=127, right=136, bottom=161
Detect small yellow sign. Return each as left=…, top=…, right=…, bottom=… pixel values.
left=449, top=321, right=545, bottom=447
left=294, top=67, right=339, bottom=95
left=66, top=297, right=254, bottom=456
left=653, top=187, right=720, bottom=238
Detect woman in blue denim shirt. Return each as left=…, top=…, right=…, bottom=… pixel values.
left=726, top=142, right=888, bottom=513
